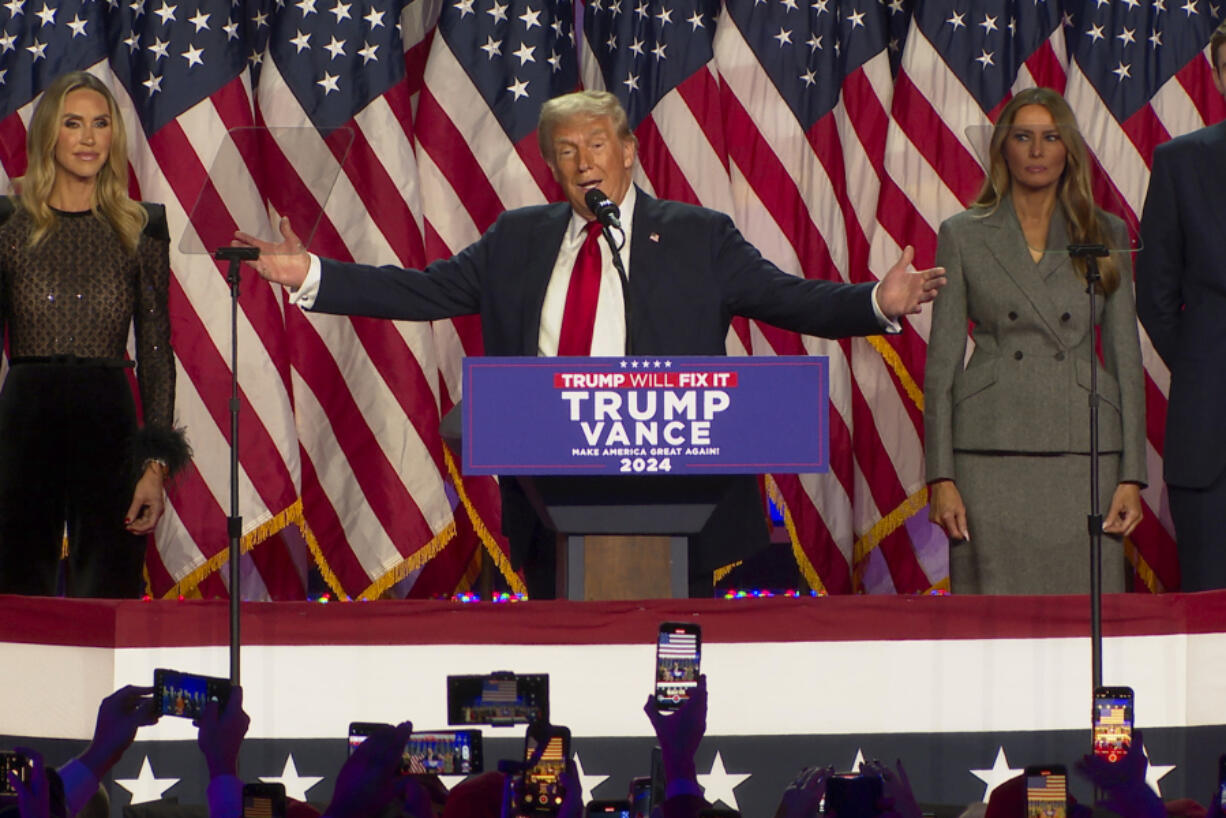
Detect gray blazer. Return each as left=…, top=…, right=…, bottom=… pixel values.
left=924, top=198, right=1147, bottom=486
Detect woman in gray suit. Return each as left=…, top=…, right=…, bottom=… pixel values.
left=924, top=87, right=1146, bottom=594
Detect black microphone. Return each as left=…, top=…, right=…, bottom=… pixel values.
left=584, top=188, right=622, bottom=230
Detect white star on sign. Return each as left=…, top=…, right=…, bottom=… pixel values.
left=115, top=757, right=179, bottom=805
left=1143, top=745, right=1176, bottom=796
left=969, top=746, right=1023, bottom=803
left=572, top=753, right=609, bottom=804
left=260, top=754, right=324, bottom=801
left=697, top=751, right=751, bottom=810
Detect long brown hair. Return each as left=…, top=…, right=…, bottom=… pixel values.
left=973, top=87, right=1119, bottom=293
left=17, top=71, right=147, bottom=253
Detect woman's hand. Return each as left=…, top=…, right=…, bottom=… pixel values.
left=928, top=480, right=969, bottom=541
left=1103, top=483, right=1143, bottom=537
left=125, top=461, right=166, bottom=534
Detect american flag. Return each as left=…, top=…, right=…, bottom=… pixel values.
left=2, top=0, right=1222, bottom=597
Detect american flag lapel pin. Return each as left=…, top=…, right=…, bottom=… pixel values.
left=649, top=232, right=660, bottom=243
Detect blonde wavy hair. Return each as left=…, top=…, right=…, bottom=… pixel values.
left=17, top=71, right=147, bottom=253
left=973, top=87, right=1119, bottom=293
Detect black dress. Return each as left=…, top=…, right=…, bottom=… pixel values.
left=0, top=197, right=186, bottom=597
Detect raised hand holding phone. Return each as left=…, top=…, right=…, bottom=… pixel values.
left=654, top=623, right=701, bottom=712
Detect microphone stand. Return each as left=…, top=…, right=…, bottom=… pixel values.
left=1068, top=242, right=1108, bottom=693
left=603, top=225, right=633, bottom=355
left=213, top=245, right=259, bottom=686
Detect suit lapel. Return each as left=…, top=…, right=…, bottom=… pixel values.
left=983, top=197, right=1067, bottom=338
left=523, top=203, right=572, bottom=355
left=628, top=189, right=662, bottom=304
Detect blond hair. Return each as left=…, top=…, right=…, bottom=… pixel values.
left=17, top=71, right=147, bottom=253
left=537, top=90, right=636, bottom=163
left=973, top=87, right=1119, bottom=293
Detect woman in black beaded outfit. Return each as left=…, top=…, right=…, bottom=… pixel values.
left=0, top=72, right=189, bottom=597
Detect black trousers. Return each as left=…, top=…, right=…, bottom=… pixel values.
left=0, top=363, right=146, bottom=597
left=1169, top=466, right=1226, bottom=591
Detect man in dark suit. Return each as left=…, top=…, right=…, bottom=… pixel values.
left=241, top=90, right=945, bottom=597
left=1136, top=23, right=1226, bottom=591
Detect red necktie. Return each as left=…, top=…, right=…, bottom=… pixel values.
left=557, top=221, right=604, bottom=356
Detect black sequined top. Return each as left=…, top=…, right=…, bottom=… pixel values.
left=0, top=197, right=185, bottom=465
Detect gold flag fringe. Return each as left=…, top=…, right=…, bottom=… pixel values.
left=443, top=446, right=528, bottom=596
left=765, top=475, right=829, bottom=595
left=455, top=542, right=486, bottom=593
left=851, top=486, right=929, bottom=591
left=357, top=520, right=457, bottom=600
left=711, top=560, right=742, bottom=585
left=1124, top=537, right=1164, bottom=593
left=163, top=498, right=323, bottom=599
left=866, top=335, right=924, bottom=411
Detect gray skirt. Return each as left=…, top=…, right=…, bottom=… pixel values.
left=949, top=452, right=1126, bottom=595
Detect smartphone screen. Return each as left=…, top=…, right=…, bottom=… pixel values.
left=154, top=668, right=232, bottom=720
left=0, top=750, right=29, bottom=797
left=447, top=673, right=549, bottom=726
left=242, top=783, right=286, bottom=818
left=1025, top=766, right=1067, bottom=818
left=587, top=800, right=631, bottom=818
left=403, top=729, right=484, bottom=775
left=348, top=722, right=392, bottom=756
left=655, top=623, right=701, bottom=711
left=519, top=726, right=570, bottom=813
left=1092, top=686, right=1134, bottom=763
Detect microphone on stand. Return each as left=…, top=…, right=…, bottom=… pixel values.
left=582, top=188, right=632, bottom=355
left=584, top=188, right=622, bottom=231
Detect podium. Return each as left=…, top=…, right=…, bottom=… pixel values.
left=449, top=356, right=830, bottom=600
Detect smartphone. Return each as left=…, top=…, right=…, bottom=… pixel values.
left=654, top=622, right=701, bottom=711
left=403, top=729, right=484, bottom=775
left=153, top=668, right=232, bottom=720
left=515, top=723, right=571, bottom=814
left=1024, top=765, right=1067, bottom=818
left=242, top=782, right=286, bottom=818
left=587, top=800, right=631, bottom=818
left=824, top=774, right=882, bottom=818
left=0, top=750, right=30, bottom=797
left=629, top=776, right=652, bottom=818
left=1092, top=686, right=1134, bottom=762
left=447, top=672, right=549, bottom=726
left=348, top=721, right=392, bottom=756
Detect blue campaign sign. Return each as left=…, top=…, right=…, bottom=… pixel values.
left=461, top=356, right=829, bottom=476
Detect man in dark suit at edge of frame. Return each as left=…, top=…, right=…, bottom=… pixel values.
left=1136, top=21, right=1226, bottom=591
left=238, top=89, right=947, bottom=599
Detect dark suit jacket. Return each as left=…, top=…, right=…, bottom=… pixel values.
left=314, top=192, right=881, bottom=352
left=311, top=191, right=882, bottom=571
left=1137, top=122, right=1226, bottom=489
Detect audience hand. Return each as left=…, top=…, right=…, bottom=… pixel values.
left=8, top=748, right=50, bottom=818
left=773, top=766, right=833, bottom=818
left=197, top=686, right=250, bottom=780
left=77, top=685, right=160, bottom=781
left=324, top=721, right=413, bottom=818
left=644, top=674, right=708, bottom=785
left=1074, top=729, right=1163, bottom=818
left=860, top=759, right=920, bottom=818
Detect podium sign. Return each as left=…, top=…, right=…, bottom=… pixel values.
left=462, top=356, right=829, bottom=476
